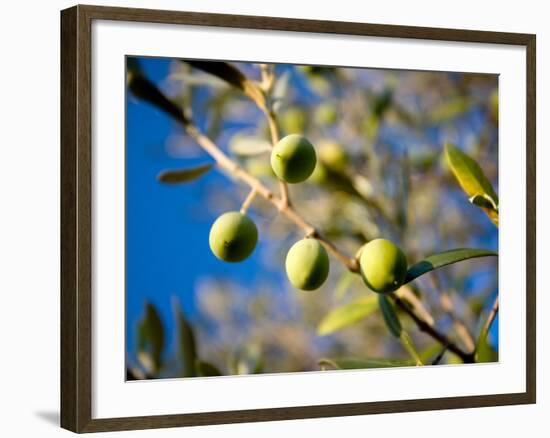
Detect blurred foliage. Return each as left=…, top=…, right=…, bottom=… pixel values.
left=126, top=58, right=499, bottom=379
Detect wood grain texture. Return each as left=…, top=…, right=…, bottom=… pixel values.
left=60, top=4, right=536, bottom=433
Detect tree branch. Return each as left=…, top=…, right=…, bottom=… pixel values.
left=391, top=293, right=475, bottom=363
left=184, top=125, right=359, bottom=272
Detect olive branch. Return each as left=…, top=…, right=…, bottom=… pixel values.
left=128, top=61, right=498, bottom=364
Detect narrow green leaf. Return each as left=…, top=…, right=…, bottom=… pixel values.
left=429, top=97, right=471, bottom=123
left=157, top=163, right=213, bottom=184
left=185, top=61, right=267, bottom=110
left=444, top=143, right=499, bottom=226
left=127, top=72, right=188, bottom=125
left=229, top=135, right=271, bottom=156
left=195, top=359, right=222, bottom=377
left=378, top=295, right=402, bottom=338
left=445, top=143, right=498, bottom=203
left=136, top=302, right=165, bottom=374
left=174, top=304, right=197, bottom=377
left=399, top=331, right=423, bottom=366
left=469, top=194, right=498, bottom=211
left=318, top=357, right=415, bottom=370
left=317, top=295, right=378, bottom=336
left=405, top=248, right=497, bottom=284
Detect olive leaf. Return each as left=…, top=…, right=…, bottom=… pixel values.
left=404, top=248, right=497, bottom=284
left=317, top=295, right=378, bottom=336
left=136, top=302, right=165, bottom=374
left=157, top=163, right=213, bottom=184
left=444, top=143, right=499, bottom=225
left=378, top=295, right=402, bottom=338
left=127, top=70, right=188, bottom=125
left=318, top=357, right=415, bottom=370
left=195, top=359, right=222, bottom=377
left=429, top=97, right=471, bottom=123
left=174, top=303, right=198, bottom=377
left=229, top=135, right=271, bottom=157
left=185, top=61, right=267, bottom=110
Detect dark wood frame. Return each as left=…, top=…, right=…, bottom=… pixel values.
left=61, top=4, right=536, bottom=433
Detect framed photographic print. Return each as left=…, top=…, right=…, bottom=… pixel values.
left=60, top=4, right=536, bottom=433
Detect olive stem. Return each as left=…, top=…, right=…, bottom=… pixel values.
left=391, top=293, right=475, bottom=363
left=183, top=125, right=359, bottom=272
left=475, top=295, right=499, bottom=356
left=266, top=110, right=291, bottom=208
left=133, top=73, right=469, bottom=355
left=240, top=189, right=257, bottom=214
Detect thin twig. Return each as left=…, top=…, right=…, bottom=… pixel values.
left=476, top=295, right=499, bottom=353
left=240, top=189, right=257, bottom=214
left=266, top=110, right=290, bottom=207
left=391, top=293, right=475, bottom=363
left=184, top=125, right=359, bottom=272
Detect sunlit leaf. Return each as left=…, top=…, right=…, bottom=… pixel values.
left=317, top=295, right=378, bottom=335
left=334, top=271, right=358, bottom=301
left=318, top=357, right=415, bottom=370
left=444, top=143, right=499, bottom=225
left=378, top=295, right=402, bottom=338
left=157, top=163, right=213, bottom=184
left=229, top=135, right=271, bottom=157
left=195, top=359, right=222, bottom=377
left=405, top=248, right=497, bottom=284
left=185, top=61, right=267, bottom=110
left=136, top=302, right=165, bottom=374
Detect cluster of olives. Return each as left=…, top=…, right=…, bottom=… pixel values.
left=209, top=134, right=408, bottom=294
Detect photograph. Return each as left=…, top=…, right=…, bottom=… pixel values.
left=125, top=57, right=499, bottom=380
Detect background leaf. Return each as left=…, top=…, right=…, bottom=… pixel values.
left=317, top=295, right=378, bottom=335
left=195, top=359, right=222, bottom=377
left=405, top=248, right=497, bottom=284
left=157, top=163, right=213, bottom=184
left=319, top=357, right=415, bottom=370
left=229, top=135, right=271, bottom=157
left=136, top=302, right=165, bottom=374
left=174, top=303, right=198, bottom=377
left=185, top=61, right=266, bottom=110
left=378, top=295, right=402, bottom=338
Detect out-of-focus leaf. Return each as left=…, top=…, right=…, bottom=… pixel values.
left=271, top=70, right=290, bottom=111
left=405, top=248, right=498, bottom=284
left=157, top=163, right=213, bottom=184
left=317, top=295, right=378, bottom=335
left=378, top=295, right=402, bottom=338
left=136, top=302, right=165, bottom=374
left=399, top=331, right=423, bottom=365
left=227, top=345, right=263, bottom=375
left=174, top=304, right=197, bottom=377
left=127, top=71, right=188, bottom=125
left=195, top=359, right=222, bottom=377
left=429, top=97, right=471, bottom=123
left=229, top=135, right=271, bottom=157
left=334, top=271, right=358, bottom=301
left=318, top=357, right=415, bottom=370
left=444, top=143, right=499, bottom=225
left=185, top=61, right=266, bottom=110
left=475, top=334, right=498, bottom=363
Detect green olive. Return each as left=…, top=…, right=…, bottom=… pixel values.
left=359, top=239, right=407, bottom=293
left=285, top=239, right=329, bottom=291
left=314, top=103, right=338, bottom=126
left=209, top=212, right=258, bottom=262
left=318, top=140, right=348, bottom=172
left=279, top=107, right=307, bottom=135
left=271, top=134, right=317, bottom=183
